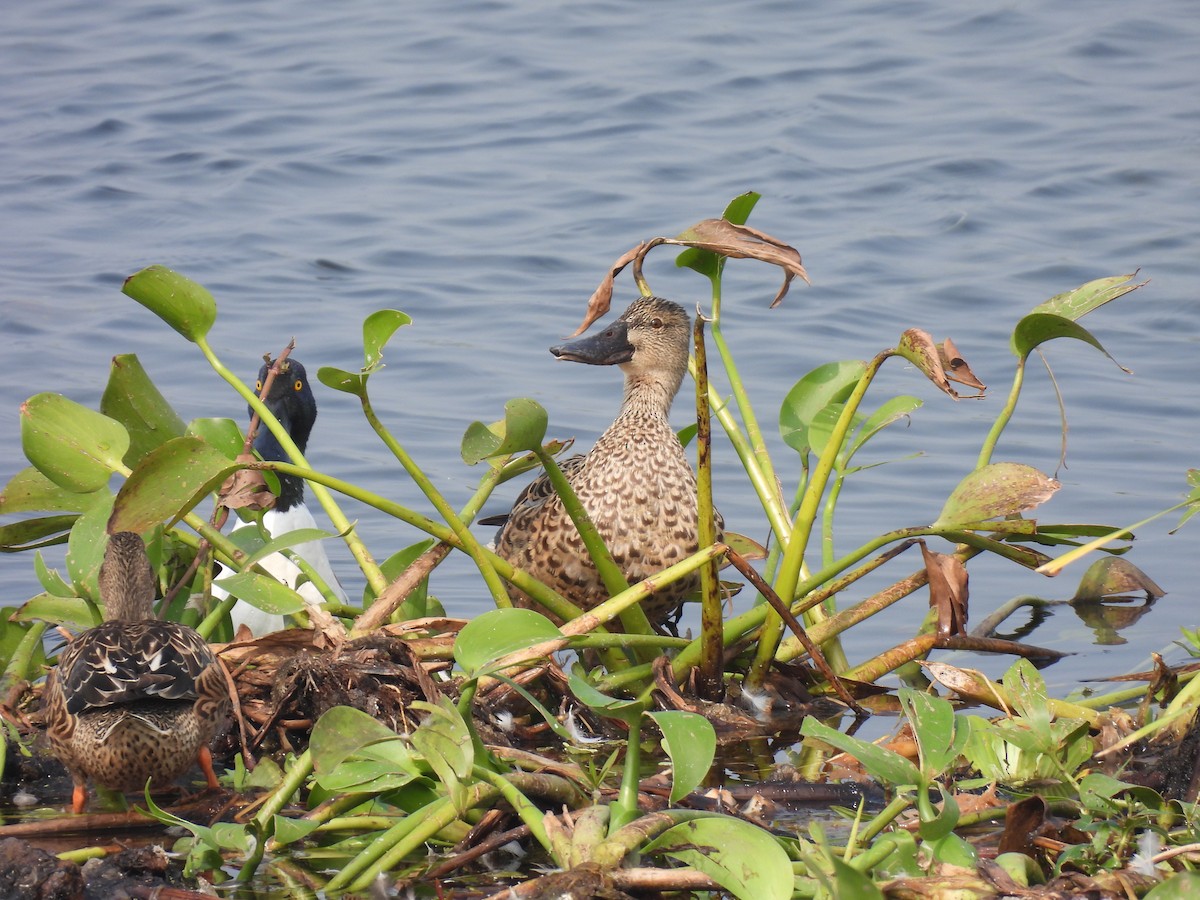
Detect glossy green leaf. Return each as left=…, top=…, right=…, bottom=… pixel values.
left=644, top=814, right=794, bottom=900
left=214, top=570, right=308, bottom=615
left=311, top=706, right=410, bottom=775
left=21, top=393, right=130, bottom=492
left=676, top=190, right=762, bottom=279
left=454, top=607, right=562, bottom=678
left=925, top=830, right=978, bottom=867
left=843, top=395, right=923, bottom=468
left=1010, top=312, right=1120, bottom=362
left=185, top=418, right=244, bottom=459
left=1030, top=273, right=1143, bottom=321
left=15, top=593, right=99, bottom=630
left=410, top=697, right=473, bottom=799
left=100, top=354, right=186, bottom=467
left=364, top=309, right=413, bottom=370
left=900, top=689, right=967, bottom=778
left=65, top=494, right=116, bottom=603
left=241, top=527, right=338, bottom=569
left=933, top=463, right=1060, bottom=529
left=779, top=361, right=865, bottom=455
left=316, top=366, right=366, bottom=397
left=801, top=717, right=921, bottom=788
left=649, top=710, right=716, bottom=803
left=366, top=539, right=436, bottom=615
left=121, top=265, right=217, bottom=342
left=271, top=815, right=321, bottom=848
left=0, top=467, right=108, bottom=515
left=827, top=858, right=885, bottom=899
left=34, top=551, right=74, bottom=597
left=0, top=515, right=77, bottom=552
left=1144, top=873, right=1200, bottom=899
left=461, top=398, right=549, bottom=464
left=109, top=435, right=238, bottom=533
left=568, top=671, right=647, bottom=719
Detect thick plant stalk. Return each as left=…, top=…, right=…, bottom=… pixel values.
left=692, top=312, right=724, bottom=700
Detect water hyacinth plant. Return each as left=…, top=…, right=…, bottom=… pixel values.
left=1, top=193, right=1199, bottom=896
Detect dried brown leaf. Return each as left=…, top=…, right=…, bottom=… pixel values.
left=574, top=241, right=656, bottom=336
left=217, top=453, right=275, bottom=511
left=921, top=540, right=969, bottom=637
left=938, top=337, right=986, bottom=392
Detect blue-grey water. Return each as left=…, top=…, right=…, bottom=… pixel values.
left=2, top=0, right=1198, bottom=699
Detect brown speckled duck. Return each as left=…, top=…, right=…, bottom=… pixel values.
left=43, top=531, right=228, bottom=813
left=495, top=296, right=721, bottom=626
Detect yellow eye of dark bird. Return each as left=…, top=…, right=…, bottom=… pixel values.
left=256, top=380, right=263, bottom=391
left=294, top=380, right=303, bottom=391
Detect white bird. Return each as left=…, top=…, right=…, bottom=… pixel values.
left=223, top=357, right=347, bottom=637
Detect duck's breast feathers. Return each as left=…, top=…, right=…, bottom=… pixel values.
left=57, top=621, right=218, bottom=716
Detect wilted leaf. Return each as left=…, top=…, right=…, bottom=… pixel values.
left=938, top=338, right=986, bottom=391
left=921, top=541, right=969, bottom=637
left=122, top=265, right=217, bottom=343
left=1072, top=557, right=1165, bottom=601
left=676, top=191, right=762, bottom=281
left=575, top=216, right=809, bottom=334
left=933, top=463, right=1060, bottom=528
left=217, top=453, right=275, bottom=511
left=897, top=329, right=984, bottom=399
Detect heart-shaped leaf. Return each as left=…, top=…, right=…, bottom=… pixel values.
left=21, top=393, right=130, bottom=493
left=122, top=265, right=217, bottom=343
left=461, top=398, right=549, bottom=464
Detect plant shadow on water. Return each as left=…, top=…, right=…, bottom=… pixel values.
left=2, top=195, right=1200, bottom=897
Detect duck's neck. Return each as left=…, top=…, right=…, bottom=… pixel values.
left=620, top=366, right=684, bottom=420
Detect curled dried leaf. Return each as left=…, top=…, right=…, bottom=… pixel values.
left=574, top=219, right=809, bottom=335
left=1071, top=557, right=1165, bottom=601
left=938, top=337, right=986, bottom=391
left=898, top=329, right=986, bottom=399
left=921, top=540, right=969, bottom=637
left=218, top=453, right=275, bottom=511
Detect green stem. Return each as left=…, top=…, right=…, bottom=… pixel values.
left=195, top=336, right=386, bottom=595
left=693, top=313, right=723, bottom=699
left=360, top=389, right=510, bottom=606
left=610, top=713, right=643, bottom=833
left=977, top=354, right=1027, bottom=469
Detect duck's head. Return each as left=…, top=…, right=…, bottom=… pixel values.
left=252, top=357, right=317, bottom=511
left=550, top=297, right=690, bottom=401
left=100, top=531, right=157, bottom=622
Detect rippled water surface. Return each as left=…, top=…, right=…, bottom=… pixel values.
left=2, top=0, right=1198, bottom=695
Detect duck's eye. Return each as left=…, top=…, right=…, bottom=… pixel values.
left=650, top=317, right=663, bottom=329
left=294, top=379, right=304, bottom=391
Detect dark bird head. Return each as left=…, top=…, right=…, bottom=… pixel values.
left=251, top=357, right=317, bottom=512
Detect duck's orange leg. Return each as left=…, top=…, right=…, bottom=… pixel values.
left=70, top=784, right=88, bottom=815
left=197, top=746, right=220, bottom=790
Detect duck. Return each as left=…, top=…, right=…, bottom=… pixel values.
left=43, top=531, right=229, bottom=813
left=226, top=357, right=348, bottom=636
left=493, top=296, right=722, bottom=627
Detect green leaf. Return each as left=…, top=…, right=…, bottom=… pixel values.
left=366, top=539, right=436, bottom=615
left=185, top=418, right=244, bottom=459
left=14, top=594, right=100, bottom=630
left=364, top=309, right=413, bottom=370
left=568, top=671, right=646, bottom=721
left=272, top=815, right=321, bottom=848
left=648, top=711, right=716, bottom=803
left=122, top=265, right=217, bottom=343
left=843, top=395, right=923, bottom=468
left=410, top=697, right=473, bottom=798
left=827, top=858, right=885, bottom=899
left=1030, top=273, right=1143, bottom=321
left=35, top=551, right=75, bottom=597
left=0, top=467, right=108, bottom=515
left=100, top=354, right=186, bottom=467
left=311, top=706, right=409, bottom=775
left=461, top=398, right=549, bottom=464
left=241, top=527, right=338, bottom=569
left=453, top=608, right=562, bottom=679
left=1144, top=873, right=1200, bottom=899
left=214, top=571, right=308, bottom=615
left=0, top=515, right=78, bottom=553
left=21, top=393, right=130, bottom=492
left=65, top=495, right=116, bottom=603
left=801, top=717, right=921, bottom=788
left=317, top=366, right=366, bottom=397
left=1010, top=313, right=1130, bottom=375
left=779, top=361, right=865, bottom=455
left=109, top=435, right=238, bottom=533
left=676, top=191, right=762, bottom=279
left=932, top=462, right=1060, bottom=528
left=900, top=689, right=965, bottom=777
left=644, top=814, right=793, bottom=900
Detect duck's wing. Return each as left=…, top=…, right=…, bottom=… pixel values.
left=57, top=621, right=219, bottom=716
left=497, top=454, right=587, bottom=529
